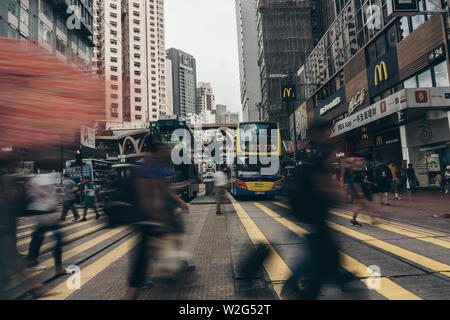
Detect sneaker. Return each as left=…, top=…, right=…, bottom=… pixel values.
left=73, top=217, right=80, bottom=222
left=95, top=214, right=100, bottom=220
left=350, top=220, right=362, bottom=227
left=80, top=218, right=87, bottom=222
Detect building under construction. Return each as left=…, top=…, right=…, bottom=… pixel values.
left=256, top=0, right=322, bottom=142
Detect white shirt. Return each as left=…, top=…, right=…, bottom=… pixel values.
left=27, top=173, right=60, bottom=212
left=214, top=171, right=227, bottom=187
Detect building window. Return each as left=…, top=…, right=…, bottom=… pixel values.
left=20, top=6, right=29, bottom=26
left=39, top=0, right=53, bottom=21
left=135, top=115, right=142, bottom=120
left=135, top=106, right=142, bottom=111
left=38, top=22, right=52, bottom=44
left=417, top=69, right=433, bottom=88
left=433, top=61, right=449, bottom=87
left=8, top=0, right=19, bottom=17
left=56, top=38, right=66, bottom=54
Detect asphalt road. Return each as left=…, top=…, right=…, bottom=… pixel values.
left=9, top=193, right=450, bottom=300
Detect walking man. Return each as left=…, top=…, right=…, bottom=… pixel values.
left=25, top=173, right=66, bottom=277
left=406, top=163, right=419, bottom=194
left=214, top=166, right=228, bottom=215
left=59, top=173, right=80, bottom=221
left=375, top=160, right=392, bottom=205
left=389, top=162, right=401, bottom=200
left=81, top=177, right=100, bottom=221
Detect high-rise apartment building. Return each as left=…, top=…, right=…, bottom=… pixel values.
left=94, top=0, right=167, bottom=130
left=256, top=0, right=322, bottom=140
left=166, top=48, right=198, bottom=119
left=165, top=55, right=174, bottom=115
left=1, top=0, right=94, bottom=70
left=197, top=82, right=215, bottom=113
left=215, top=104, right=227, bottom=124
left=235, top=0, right=261, bottom=122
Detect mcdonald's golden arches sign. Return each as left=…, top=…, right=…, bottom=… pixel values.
left=374, top=61, right=388, bottom=86
left=281, top=85, right=296, bottom=102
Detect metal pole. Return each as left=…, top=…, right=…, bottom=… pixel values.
left=289, top=71, right=298, bottom=164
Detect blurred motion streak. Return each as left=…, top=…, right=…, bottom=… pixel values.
left=0, top=38, right=105, bottom=149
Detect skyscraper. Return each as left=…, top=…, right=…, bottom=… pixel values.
left=256, top=0, right=322, bottom=140
left=1, top=0, right=94, bottom=70
left=93, top=0, right=167, bottom=130
left=197, top=82, right=215, bottom=113
left=215, top=104, right=227, bottom=124
left=235, top=0, right=261, bottom=122
left=166, top=48, right=198, bottom=119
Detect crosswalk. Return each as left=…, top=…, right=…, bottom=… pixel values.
left=232, top=200, right=450, bottom=300
left=9, top=200, right=450, bottom=300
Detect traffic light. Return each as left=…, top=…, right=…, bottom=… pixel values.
left=75, top=148, right=83, bottom=166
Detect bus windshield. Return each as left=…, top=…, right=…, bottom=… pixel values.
left=239, top=123, right=279, bottom=153
left=237, top=157, right=280, bottom=179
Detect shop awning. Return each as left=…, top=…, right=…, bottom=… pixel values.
left=330, top=87, right=450, bottom=138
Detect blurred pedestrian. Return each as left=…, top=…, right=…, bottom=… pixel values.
left=59, top=173, right=80, bottom=221
left=125, top=139, right=191, bottom=300
left=25, top=173, right=66, bottom=277
left=406, top=163, right=419, bottom=194
left=389, top=162, right=401, bottom=200
left=214, top=166, right=228, bottom=215
left=281, top=124, right=358, bottom=299
left=343, top=165, right=354, bottom=204
left=375, top=160, right=392, bottom=205
left=349, top=158, right=377, bottom=227
left=81, top=177, right=100, bottom=221
left=0, top=155, right=49, bottom=299
left=445, top=166, right=450, bottom=195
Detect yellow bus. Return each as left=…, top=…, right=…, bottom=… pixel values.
left=230, top=122, right=283, bottom=198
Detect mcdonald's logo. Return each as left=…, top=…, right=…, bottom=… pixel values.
left=374, top=61, right=388, bottom=86
left=281, top=85, right=296, bottom=102
left=376, top=135, right=383, bottom=147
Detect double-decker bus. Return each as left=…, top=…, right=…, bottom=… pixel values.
left=150, top=118, right=200, bottom=201
left=230, top=122, right=283, bottom=198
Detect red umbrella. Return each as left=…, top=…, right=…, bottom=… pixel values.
left=0, top=38, right=105, bottom=151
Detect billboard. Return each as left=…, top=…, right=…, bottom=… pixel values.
left=81, top=126, right=96, bottom=149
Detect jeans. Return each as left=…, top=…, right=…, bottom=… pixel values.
left=27, top=224, right=63, bottom=267
left=215, top=186, right=226, bottom=213
left=61, top=200, right=80, bottom=220
left=128, top=225, right=155, bottom=288
left=282, top=225, right=340, bottom=299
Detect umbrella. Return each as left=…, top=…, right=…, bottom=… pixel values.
left=0, top=38, right=105, bottom=152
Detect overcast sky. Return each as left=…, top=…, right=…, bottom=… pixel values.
left=164, top=0, right=242, bottom=120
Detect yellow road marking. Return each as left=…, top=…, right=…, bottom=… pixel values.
left=16, top=213, right=97, bottom=239
left=273, top=202, right=450, bottom=248
left=329, top=210, right=450, bottom=249
left=331, top=207, right=449, bottom=238
left=21, top=222, right=107, bottom=255
left=254, top=202, right=421, bottom=300
left=39, top=234, right=139, bottom=300
left=9, top=226, right=129, bottom=289
left=327, top=221, right=450, bottom=278
left=232, top=202, right=292, bottom=298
